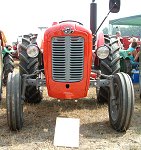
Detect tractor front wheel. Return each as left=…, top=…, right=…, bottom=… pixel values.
left=6, top=72, right=23, bottom=131
left=108, top=72, right=134, bottom=132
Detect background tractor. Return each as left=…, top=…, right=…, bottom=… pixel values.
left=6, top=0, right=134, bottom=132
left=2, top=45, right=14, bottom=85
left=0, top=31, right=14, bottom=101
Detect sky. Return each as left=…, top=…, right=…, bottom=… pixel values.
left=0, top=0, right=141, bottom=43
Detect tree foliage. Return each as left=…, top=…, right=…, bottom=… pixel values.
left=103, top=26, right=141, bottom=37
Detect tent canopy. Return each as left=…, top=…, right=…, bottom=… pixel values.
left=109, top=14, right=141, bottom=26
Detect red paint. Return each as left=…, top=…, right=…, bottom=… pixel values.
left=90, top=72, right=97, bottom=79
left=96, top=32, right=105, bottom=48
left=93, top=32, right=105, bottom=67
left=43, top=22, right=92, bottom=99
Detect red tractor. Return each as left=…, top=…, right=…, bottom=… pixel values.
left=6, top=0, right=134, bottom=132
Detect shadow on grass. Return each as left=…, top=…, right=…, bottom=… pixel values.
left=0, top=96, right=140, bottom=147
left=131, top=98, right=141, bottom=134
left=80, top=99, right=141, bottom=140
left=80, top=120, right=125, bottom=139
left=0, top=97, right=107, bottom=147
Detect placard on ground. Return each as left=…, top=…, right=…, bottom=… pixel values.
left=54, top=117, right=80, bottom=148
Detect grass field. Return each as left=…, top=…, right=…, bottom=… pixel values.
left=0, top=61, right=141, bottom=150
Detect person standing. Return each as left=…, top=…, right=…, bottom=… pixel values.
left=116, top=31, right=124, bottom=49
left=0, top=30, right=7, bottom=49
left=127, top=41, right=139, bottom=68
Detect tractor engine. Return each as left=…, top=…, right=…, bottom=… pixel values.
left=6, top=0, right=135, bottom=133
left=43, top=21, right=92, bottom=99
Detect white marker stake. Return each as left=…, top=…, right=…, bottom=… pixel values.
left=54, top=117, right=80, bottom=148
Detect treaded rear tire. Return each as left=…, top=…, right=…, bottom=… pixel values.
left=3, top=54, right=14, bottom=85
left=100, top=35, right=120, bottom=75
left=19, top=37, right=42, bottom=104
left=97, top=35, right=120, bottom=103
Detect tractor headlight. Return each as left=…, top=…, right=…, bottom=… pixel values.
left=27, top=44, right=39, bottom=58
left=96, top=46, right=109, bottom=59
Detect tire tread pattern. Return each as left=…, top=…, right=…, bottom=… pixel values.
left=6, top=72, right=23, bottom=131
left=19, top=36, right=42, bottom=103
left=109, top=72, right=134, bottom=132
left=97, top=35, right=120, bottom=103
left=3, top=54, right=14, bottom=85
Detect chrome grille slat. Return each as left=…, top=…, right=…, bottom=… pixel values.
left=52, top=36, right=84, bottom=82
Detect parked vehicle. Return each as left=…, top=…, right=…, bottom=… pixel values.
left=0, top=31, right=14, bottom=101
left=0, top=31, right=14, bottom=86
left=2, top=45, right=14, bottom=85
left=6, top=0, right=134, bottom=132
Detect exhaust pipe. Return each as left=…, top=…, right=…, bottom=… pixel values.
left=90, top=1, right=97, bottom=50
left=90, top=1, right=97, bottom=36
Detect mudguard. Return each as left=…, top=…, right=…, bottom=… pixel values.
left=93, top=32, right=105, bottom=67
left=96, top=32, right=105, bottom=48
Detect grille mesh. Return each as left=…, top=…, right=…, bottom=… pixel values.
left=52, top=36, right=84, bottom=82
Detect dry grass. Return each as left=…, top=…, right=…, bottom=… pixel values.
left=0, top=61, right=141, bottom=150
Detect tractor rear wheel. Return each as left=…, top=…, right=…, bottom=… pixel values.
left=96, top=87, right=109, bottom=104
left=108, top=72, right=134, bottom=132
left=19, top=37, right=42, bottom=104
left=97, top=35, right=120, bottom=103
left=100, top=35, right=120, bottom=75
left=3, top=54, right=14, bottom=85
left=6, top=72, right=23, bottom=131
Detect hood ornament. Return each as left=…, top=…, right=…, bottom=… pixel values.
left=63, top=27, right=73, bottom=34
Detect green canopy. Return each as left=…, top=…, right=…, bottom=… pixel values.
left=109, top=14, right=141, bottom=26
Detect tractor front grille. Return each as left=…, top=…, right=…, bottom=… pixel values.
left=52, top=36, right=84, bottom=82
